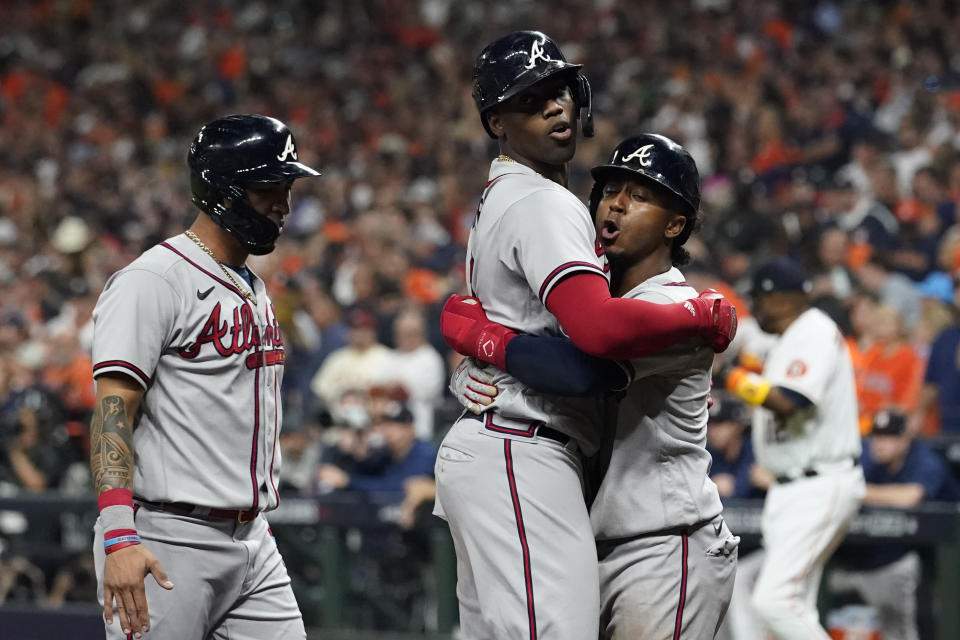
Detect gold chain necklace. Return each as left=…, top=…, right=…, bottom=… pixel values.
left=496, top=154, right=546, bottom=178
left=183, top=230, right=257, bottom=305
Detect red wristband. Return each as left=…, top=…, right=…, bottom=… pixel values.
left=104, top=528, right=137, bottom=540
left=98, top=488, right=134, bottom=512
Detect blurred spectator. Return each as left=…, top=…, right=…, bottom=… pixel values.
left=706, top=394, right=763, bottom=499
left=892, top=166, right=956, bottom=280
left=855, top=256, right=922, bottom=330
left=283, top=282, right=349, bottom=425
left=837, top=134, right=888, bottom=197
left=380, top=308, right=446, bottom=440
left=277, top=421, right=324, bottom=497
left=913, top=271, right=956, bottom=353
left=855, top=304, right=924, bottom=433
left=826, top=172, right=899, bottom=265
left=316, top=403, right=436, bottom=527
left=0, top=380, right=69, bottom=493
left=310, top=306, right=393, bottom=410
left=0, top=550, right=46, bottom=604
left=808, top=225, right=857, bottom=300
left=45, top=553, right=98, bottom=609
left=830, top=410, right=960, bottom=640
left=913, top=288, right=960, bottom=433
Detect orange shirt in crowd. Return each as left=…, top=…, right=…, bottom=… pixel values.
left=855, top=341, right=924, bottom=433
left=43, top=352, right=96, bottom=414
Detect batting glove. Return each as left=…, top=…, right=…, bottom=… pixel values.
left=690, top=289, right=738, bottom=353
left=440, top=294, right=518, bottom=370
left=449, top=358, right=498, bottom=415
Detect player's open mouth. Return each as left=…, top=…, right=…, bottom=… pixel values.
left=549, top=123, right=572, bottom=141
left=601, top=219, right=620, bottom=243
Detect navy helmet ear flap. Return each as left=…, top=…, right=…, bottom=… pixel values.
left=575, top=74, right=594, bottom=138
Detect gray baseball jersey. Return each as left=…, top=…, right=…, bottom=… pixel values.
left=588, top=267, right=737, bottom=639
left=466, top=158, right=610, bottom=455
left=591, top=268, right=723, bottom=539
left=92, top=233, right=286, bottom=511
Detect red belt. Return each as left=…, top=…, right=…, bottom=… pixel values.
left=135, top=497, right=259, bottom=523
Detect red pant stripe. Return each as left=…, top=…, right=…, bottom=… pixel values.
left=504, top=439, right=537, bottom=639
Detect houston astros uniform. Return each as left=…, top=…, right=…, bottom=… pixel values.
left=750, top=307, right=865, bottom=640
left=434, top=158, right=613, bottom=639
left=92, top=233, right=303, bottom=639
left=590, top=267, right=739, bottom=639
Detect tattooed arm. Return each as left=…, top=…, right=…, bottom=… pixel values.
left=90, top=373, right=141, bottom=494
left=91, top=373, right=172, bottom=637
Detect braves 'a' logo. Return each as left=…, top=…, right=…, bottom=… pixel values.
left=524, top=37, right=553, bottom=70
left=277, top=134, right=298, bottom=161
left=621, top=144, right=655, bottom=167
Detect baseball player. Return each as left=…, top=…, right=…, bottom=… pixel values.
left=446, top=134, right=739, bottom=639
left=89, top=114, right=320, bottom=639
left=436, top=32, right=736, bottom=638
left=722, top=257, right=865, bottom=640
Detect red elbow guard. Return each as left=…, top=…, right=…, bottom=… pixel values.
left=440, top=295, right=517, bottom=370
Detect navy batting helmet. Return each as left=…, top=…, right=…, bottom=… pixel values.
left=188, top=114, right=320, bottom=255
left=472, top=30, right=593, bottom=139
left=590, top=134, right=701, bottom=266
left=589, top=134, right=700, bottom=216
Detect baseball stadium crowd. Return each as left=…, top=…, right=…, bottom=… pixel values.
left=1, top=0, right=960, bottom=631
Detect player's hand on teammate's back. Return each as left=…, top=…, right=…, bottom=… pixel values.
left=450, top=358, right=498, bottom=414
left=690, top=289, right=738, bottom=353
left=440, top=295, right=518, bottom=369
left=103, top=544, right=173, bottom=637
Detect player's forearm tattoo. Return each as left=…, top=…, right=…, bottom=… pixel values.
left=90, top=395, right=135, bottom=492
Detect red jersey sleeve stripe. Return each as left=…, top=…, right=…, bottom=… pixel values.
left=93, top=360, right=151, bottom=386
left=537, top=261, right=606, bottom=302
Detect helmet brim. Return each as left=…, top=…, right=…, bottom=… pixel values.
left=238, top=161, right=322, bottom=183
left=590, top=164, right=696, bottom=214
left=490, top=62, right=583, bottom=111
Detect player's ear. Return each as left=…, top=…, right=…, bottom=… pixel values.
left=486, top=109, right=506, bottom=139
left=664, top=212, right=687, bottom=239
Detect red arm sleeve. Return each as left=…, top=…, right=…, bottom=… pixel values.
left=545, top=272, right=701, bottom=359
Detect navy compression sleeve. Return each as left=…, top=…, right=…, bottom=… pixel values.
left=504, top=334, right=629, bottom=395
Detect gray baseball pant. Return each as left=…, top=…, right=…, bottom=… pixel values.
left=434, top=416, right=599, bottom=640
left=598, top=515, right=739, bottom=639
left=94, top=505, right=305, bottom=640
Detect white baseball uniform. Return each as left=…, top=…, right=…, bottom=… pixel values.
left=434, top=158, right=613, bottom=639
left=590, top=268, right=738, bottom=639
left=749, top=307, right=865, bottom=640
left=91, top=233, right=304, bottom=639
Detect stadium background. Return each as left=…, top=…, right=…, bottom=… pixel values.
left=1, top=0, right=960, bottom=638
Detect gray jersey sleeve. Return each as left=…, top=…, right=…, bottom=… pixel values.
left=92, top=268, right=182, bottom=389
left=496, top=189, right=606, bottom=305
left=623, top=287, right=710, bottom=381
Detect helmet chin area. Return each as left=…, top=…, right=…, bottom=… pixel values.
left=213, top=190, right=280, bottom=255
